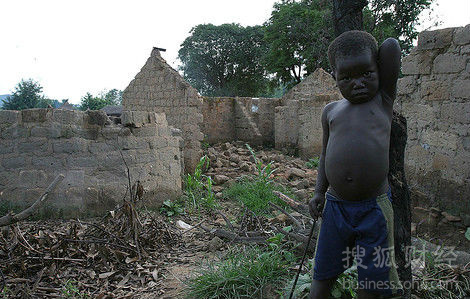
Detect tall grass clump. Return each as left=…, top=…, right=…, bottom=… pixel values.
left=183, top=155, right=217, bottom=211
left=187, top=245, right=294, bottom=298
left=223, top=144, right=288, bottom=215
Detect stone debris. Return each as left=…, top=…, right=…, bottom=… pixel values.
left=203, top=141, right=318, bottom=202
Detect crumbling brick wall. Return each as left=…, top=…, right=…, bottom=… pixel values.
left=122, top=48, right=203, bottom=172
left=395, top=25, right=470, bottom=213
left=0, top=108, right=182, bottom=217
left=201, top=97, right=281, bottom=146
left=275, top=69, right=341, bottom=157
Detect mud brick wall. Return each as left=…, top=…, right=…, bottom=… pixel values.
left=122, top=48, right=203, bottom=172
left=201, top=97, right=281, bottom=146
left=0, top=108, right=182, bottom=217
left=395, top=25, right=470, bottom=213
left=275, top=69, right=341, bottom=157
left=275, top=95, right=340, bottom=158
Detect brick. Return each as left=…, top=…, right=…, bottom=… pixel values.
left=454, top=24, right=470, bottom=45
left=0, top=110, right=20, bottom=124
left=401, top=51, right=435, bottom=75
left=52, top=109, right=84, bottom=125
left=21, top=109, right=52, bottom=123
left=417, top=28, right=455, bottom=50
left=440, top=102, right=470, bottom=123
left=397, top=76, right=417, bottom=95
left=18, top=170, right=48, bottom=187
left=18, top=138, right=49, bottom=154
left=0, top=140, right=15, bottom=154
left=420, top=80, right=450, bottom=101
left=52, top=138, right=88, bottom=153
left=451, top=80, right=470, bottom=99
left=433, top=54, right=466, bottom=73
left=32, top=156, right=65, bottom=169
left=2, top=156, right=30, bottom=169
left=30, top=125, right=61, bottom=138
left=1, top=125, right=29, bottom=139
left=86, top=110, right=108, bottom=127
left=62, top=170, right=85, bottom=187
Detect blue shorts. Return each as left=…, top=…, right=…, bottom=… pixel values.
left=312, top=190, right=403, bottom=296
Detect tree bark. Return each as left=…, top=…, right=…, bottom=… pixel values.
left=332, top=0, right=368, bottom=36
left=389, top=112, right=412, bottom=299
left=331, top=1, right=412, bottom=297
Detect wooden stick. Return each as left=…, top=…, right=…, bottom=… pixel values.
left=268, top=202, right=303, bottom=229
left=273, top=191, right=309, bottom=216
left=0, top=174, right=65, bottom=227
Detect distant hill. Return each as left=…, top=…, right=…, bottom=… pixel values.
left=0, top=94, right=10, bottom=107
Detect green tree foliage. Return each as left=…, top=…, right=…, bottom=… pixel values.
left=263, top=0, right=434, bottom=85
left=178, top=23, right=271, bottom=97
left=263, top=0, right=332, bottom=86
left=1, top=79, right=52, bottom=110
left=364, top=0, right=435, bottom=54
left=79, top=89, right=122, bottom=111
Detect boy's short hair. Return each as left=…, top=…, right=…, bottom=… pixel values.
left=328, top=30, right=378, bottom=72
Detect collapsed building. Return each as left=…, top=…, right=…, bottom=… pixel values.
left=0, top=25, right=468, bottom=217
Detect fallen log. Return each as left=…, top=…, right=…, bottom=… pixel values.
left=0, top=174, right=65, bottom=227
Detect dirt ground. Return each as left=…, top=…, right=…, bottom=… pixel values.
left=1, top=141, right=468, bottom=298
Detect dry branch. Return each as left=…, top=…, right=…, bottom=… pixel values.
left=273, top=191, right=309, bottom=216
left=0, top=174, right=65, bottom=227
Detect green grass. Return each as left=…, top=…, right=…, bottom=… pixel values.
left=306, top=157, right=320, bottom=169
left=223, top=177, right=289, bottom=215
left=187, top=245, right=295, bottom=299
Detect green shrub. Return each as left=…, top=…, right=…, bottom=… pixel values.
left=159, top=199, right=184, bottom=217
left=187, top=245, right=294, bottom=298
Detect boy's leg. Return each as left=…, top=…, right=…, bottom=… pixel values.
left=357, top=289, right=381, bottom=299
left=308, top=277, right=337, bottom=299
left=358, top=290, right=403, bottom=299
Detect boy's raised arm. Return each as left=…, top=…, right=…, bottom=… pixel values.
left=378, top=38, right=401, bottom=103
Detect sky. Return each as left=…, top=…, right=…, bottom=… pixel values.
left=0, top=0, right=469, bottom=104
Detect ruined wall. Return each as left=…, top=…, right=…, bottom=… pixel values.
left=275, top=69, right=341, bottom=157
left=0, top=108, right=182, bottom=217
left=122, top=48, right=203, bottom=172
left=201, top=97, right=281, bottom=146
left=395, top=25, right=470, bottom=213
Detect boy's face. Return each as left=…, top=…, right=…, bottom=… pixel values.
left=334, top=50, right=379, bottom=104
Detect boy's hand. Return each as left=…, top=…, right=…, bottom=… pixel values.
left=309, top=193, right=325, bottom=219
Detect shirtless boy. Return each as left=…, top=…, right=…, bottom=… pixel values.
left=308, top=31, right=402, bottom=298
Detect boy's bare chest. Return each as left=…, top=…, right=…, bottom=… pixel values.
left=328, top=100, right=391, bottom=136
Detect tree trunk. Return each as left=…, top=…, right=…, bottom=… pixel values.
left=389, top=112, right=412, bottom=299
left=331, top=1, right=412, bottom=297
left=332, top=0, right=368, bottom=36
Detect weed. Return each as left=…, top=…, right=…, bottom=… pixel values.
left=187, top=245, right=294, bottom=298
left=222, top=144, right=288, bottom=215
left=223, top=177, right=288, bottom=215
left=184, top=155, right=217, bottom=211
left=61, top=280, right=89, bottom=298
left=159, top=199, right=184, bottom=217
left=0, top=285, right=11, bottom=299
left=246, top=144, right=276, bottom=185
left=306, top=157, right=320, bottom=169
